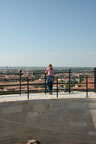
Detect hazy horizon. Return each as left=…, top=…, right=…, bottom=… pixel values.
left=0, top=66, right=94, bottom=69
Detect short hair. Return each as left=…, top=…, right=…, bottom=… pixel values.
left=48, top=64, right=52, bottom=67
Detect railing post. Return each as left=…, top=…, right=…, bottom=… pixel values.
left=94, top=68, right=96, bottom=92
left=27, top=77, right=29, bottom=100
left=19, top=70, right=22, bottom=95
left=69, top=69, right=71, bottom=93
left=57, top=77, right=58, bottom=98
left=45, top=73, right=47, bottom=94
left=86, top=75, right=88, bottom=98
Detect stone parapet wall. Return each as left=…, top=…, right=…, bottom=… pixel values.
left=0, top=98, right=96, bottom=144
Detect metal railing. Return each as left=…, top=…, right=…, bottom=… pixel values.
left=0, top=68, right=96, bottom=99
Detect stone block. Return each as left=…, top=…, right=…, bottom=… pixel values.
left=70, top=122, right=87, bottom=127
left=2, top=105, right=23, bottom=114
left=88, top=131, right=96, bottom=136
left=33, top=104, right=51, bottom=113
left=89, top=103, right=96, bottom=109
left=69, top=103, right=88, bottom=110
left=27, top=112, right=40, bottom=118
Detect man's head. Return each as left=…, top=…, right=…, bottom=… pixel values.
left=48, top=64, right=52, bottom=67
left=26, top=139, right=40, bottom=144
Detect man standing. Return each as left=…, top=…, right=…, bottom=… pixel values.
left=45, top=64, right=54, bottom=94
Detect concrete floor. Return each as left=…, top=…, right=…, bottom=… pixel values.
left=0, top=91, right=96, bottom=103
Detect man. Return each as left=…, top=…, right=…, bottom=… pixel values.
left=45, top=64, right=54, bottom=94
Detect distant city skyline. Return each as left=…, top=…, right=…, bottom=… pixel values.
left=0, top=0, right=96, bottom=67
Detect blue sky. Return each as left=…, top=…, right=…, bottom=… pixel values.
left=0, top=0, right=96, bottom=67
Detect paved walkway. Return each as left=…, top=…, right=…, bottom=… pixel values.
left=0, top=91, right=96, bottom=103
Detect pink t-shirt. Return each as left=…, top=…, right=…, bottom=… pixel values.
left=45, top=67, right=54, bottom=76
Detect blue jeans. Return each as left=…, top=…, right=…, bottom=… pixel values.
left=47, top=76, right=54, bottom=92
